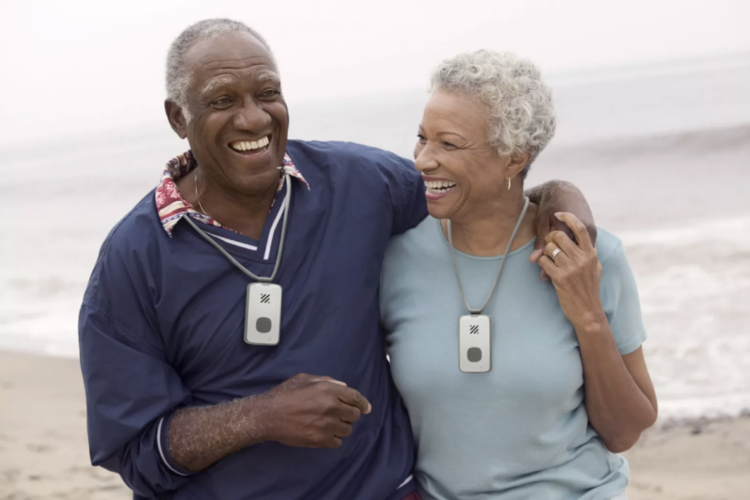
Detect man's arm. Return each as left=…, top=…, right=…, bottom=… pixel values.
left=168, top=374, right=370, bottom=472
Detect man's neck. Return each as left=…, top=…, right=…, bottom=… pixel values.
left=442, top=195, right=537, bottom=257
left=181, top=170, right=278, bottom=240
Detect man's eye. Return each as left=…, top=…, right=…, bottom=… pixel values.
left=417, top=134, right=426, bottom=142
left=261, top=89, right=281, bottom=99
left=213, top=97, right=232, bottom=107
left=442, top=141, right=455, bottom=148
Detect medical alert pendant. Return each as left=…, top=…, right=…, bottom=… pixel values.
left=459, top=315, right=491, bottom=373
left=244, top=283, right=282, bottom=345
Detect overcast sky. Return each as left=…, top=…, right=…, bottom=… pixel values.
left=1, top=0, right=748, bottom=146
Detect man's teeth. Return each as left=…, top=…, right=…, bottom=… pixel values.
left=425, top=180, right=457, bottom=192
left=230, top=136, right=270, bottom=152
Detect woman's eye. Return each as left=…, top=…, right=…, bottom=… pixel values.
left=417, top=134, right=426, bottom=142
left=442, top=141, right=455, bottom=148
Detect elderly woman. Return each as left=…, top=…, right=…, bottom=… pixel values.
left=380, top=51, right=658, bottom=500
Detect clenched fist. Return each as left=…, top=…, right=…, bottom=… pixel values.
left=259, top=373, right=372, bottom=449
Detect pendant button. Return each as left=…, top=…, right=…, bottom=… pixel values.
left=256, top=317, right=272, bottom=333
left=467, top=347, right=482, bottom=362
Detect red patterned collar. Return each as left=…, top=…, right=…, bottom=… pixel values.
left=154, top=150, right=310, bottom=236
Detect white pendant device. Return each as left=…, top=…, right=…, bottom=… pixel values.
left=459, top=314, right=491, bottom=373
left=448, top=196, right=530, bottom=373
left=185, top=175, right=293, bottom=346
left=245, top=283, right=282, bottom=345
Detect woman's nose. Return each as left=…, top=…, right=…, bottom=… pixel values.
left=414, top=143, right=439, bottom=173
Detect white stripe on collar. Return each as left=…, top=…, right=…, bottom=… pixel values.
left=206, top=232, right=258, bottom=251
left=264, top=191, right=288, bottom=260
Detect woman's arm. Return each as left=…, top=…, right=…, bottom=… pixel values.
left=537, top=213, right=658, bottom=452
left=570, top=324, right=658, bottom=452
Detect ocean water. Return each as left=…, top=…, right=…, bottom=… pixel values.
left=1, top=57, right=748, bottom=421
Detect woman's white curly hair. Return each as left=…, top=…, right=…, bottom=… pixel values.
left=431, top=50, right=556, bottom=176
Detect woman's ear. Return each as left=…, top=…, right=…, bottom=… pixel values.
left=507, top=152, right=531, bottom=179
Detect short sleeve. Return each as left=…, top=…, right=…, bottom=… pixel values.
left=376, top=153, right=428, bottom=236
left=599, top=241, right=647, bottom=355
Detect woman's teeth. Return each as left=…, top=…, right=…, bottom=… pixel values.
left=425, top=180, right=457, bottom=193
left=230, top=136, right=270, bottom=152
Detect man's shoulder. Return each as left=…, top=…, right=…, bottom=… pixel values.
left=83, top=190, right=163, bottom=305
left=287, top=139, right=414, bottom=173
left=287, top=139, right=407, bottom=159
left=99, top=189, right=164, bottom=259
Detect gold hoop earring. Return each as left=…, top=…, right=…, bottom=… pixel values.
left=507, top=176, right=512, bottom=191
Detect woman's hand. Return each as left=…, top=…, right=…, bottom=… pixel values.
left=537, top=212, right=606, bottom=330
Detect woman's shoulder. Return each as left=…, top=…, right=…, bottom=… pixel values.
left=595, top=227, right=639, bottom=294
left=386, top=216, right=440, bottom=251
left=383, top=216, right=444, bottom=273
left=594, top=227, right=625, bottom=266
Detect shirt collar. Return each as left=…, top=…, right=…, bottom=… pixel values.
left=154, top=150, right=310, bottom=236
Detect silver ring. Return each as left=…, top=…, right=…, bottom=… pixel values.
left=550, top=248, right=562, bottom=261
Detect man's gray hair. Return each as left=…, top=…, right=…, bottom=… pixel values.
left=166, top=19, right=272, bottom=112
left=431, top=50, right=556, bottom=176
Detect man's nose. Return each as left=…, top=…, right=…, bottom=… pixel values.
left=233, top=98, right=271, bottom=132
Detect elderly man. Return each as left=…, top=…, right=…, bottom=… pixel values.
left=79, top=18, right=595, bottom=500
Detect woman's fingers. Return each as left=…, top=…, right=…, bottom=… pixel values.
left=545, top=230, right=579, bottom=255
left=543, top=241, right=567, bottom=266
left=537, top=255, right=559, bottom=279
left=530, top=247, right=544, bottom=263
left=554, top=212, right=593, bottom=251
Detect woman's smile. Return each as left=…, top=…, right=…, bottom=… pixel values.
left=423, top=175, right=458, bottom=201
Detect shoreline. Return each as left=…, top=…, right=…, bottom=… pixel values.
left=1, top=349, right=749, bottom=499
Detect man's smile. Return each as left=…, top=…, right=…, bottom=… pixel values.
left=227, top=135, right=271, bottom=157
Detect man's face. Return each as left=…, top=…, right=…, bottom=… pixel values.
left=170, top=32, right=289, bottom=197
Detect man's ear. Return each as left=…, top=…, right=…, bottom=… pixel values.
left=507, top=152, right=531, bottom=179
left=165, top=100, right=188, bottom=139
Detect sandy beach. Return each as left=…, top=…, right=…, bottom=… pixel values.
left=1, top=350, right=748, bottom=499
left=0, top=351, right=130, bottom=500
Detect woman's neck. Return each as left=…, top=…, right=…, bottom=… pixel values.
left=442, top=196, right=538, bottom=257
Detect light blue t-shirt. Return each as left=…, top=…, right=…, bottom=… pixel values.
left=380, top=217, right=647, bottom=500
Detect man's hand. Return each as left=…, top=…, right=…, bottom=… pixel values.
left=525, top=180, right=597, bottom=280
left=262, top=374, right=371, bottom=449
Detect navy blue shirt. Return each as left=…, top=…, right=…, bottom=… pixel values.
left=79, top=140, right=428, bottom=499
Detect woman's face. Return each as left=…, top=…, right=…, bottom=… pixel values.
left=414, top=90, right=514, bottom=222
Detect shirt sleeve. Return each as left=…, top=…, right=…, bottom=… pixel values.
left=79, top=239, right=194, bottom=497
left=375, top=152, right=428, bottom=236
left=598, top=241, right=648, bottom=355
